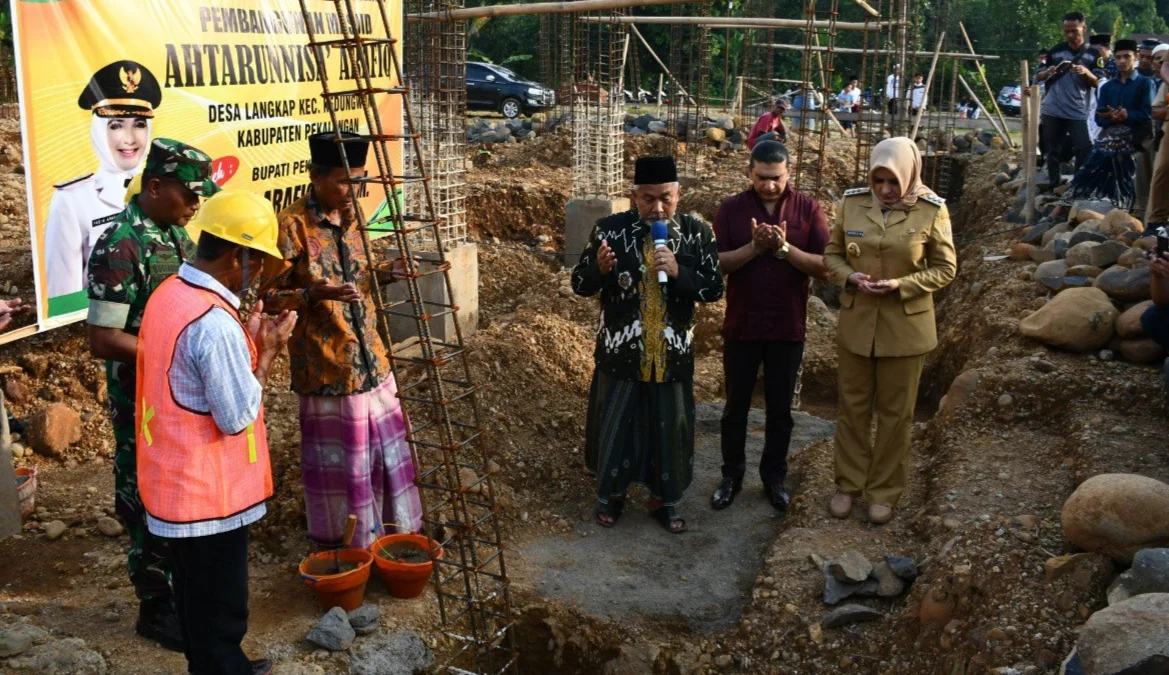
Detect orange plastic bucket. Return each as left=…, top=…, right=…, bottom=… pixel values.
left=370, top=533, right=442, bottom=599
left=15, top=467, right=35, bottom=518
left=299, top=548, right=374, bottom=612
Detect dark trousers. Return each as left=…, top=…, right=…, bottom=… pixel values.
left=1142, top=304, right=1169, bottom=351
left=1042, top=114, right=1092, bottom=181
left=720, top=340, right=804, bottom=486
left=167, top=526, right=252, bottom=675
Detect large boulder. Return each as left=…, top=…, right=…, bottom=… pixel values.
left=633, top=114, right=656, bottom=130
left=1119, top=338, right=1165, bottom=364
left=1035, top=259, right=1070, bottom=280
left=1076, top=593, right=1169, bottom=675
left=1118, top=247, right=1150, bottom=268
left=1019, top=287, right=1118, bottom=352
left=705, top=127, right=726, bottom=143
left=1042, top=223, right=1071, bottom=247
left=1073, top=209, right=1107, bottom=225
left=1070, top=230, right=1109, bottom=247
left=1100, top=209, right=1145, bottom=236
left=1116, top=300, right=1154, bottom=338
left=1066, top=242, right=1101, bottom=268
left=1088, top=241, right=1131, bottom=269
left=26, top=403, right=82, bottom=458
left=1095, top=266, right=1152, bottom=302
left=1108, top=549, right=1169, bottom=605
left=1062, top=474, right=1169, bottom=563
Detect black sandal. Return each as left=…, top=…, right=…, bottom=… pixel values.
left=595, top=498, right=625, bottom=527
left=649, top=505, right=686, bottom=534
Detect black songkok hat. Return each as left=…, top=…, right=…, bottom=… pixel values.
left=308, top=131, right=370, bottom=168
left=1141, top=38, right=1162, bottom=49
left=633, top=156, right=678, bottom=185
left=1089, top=34, right=1111, bottom=46
left=1116, top=39, right=1140, bottom=53
left=78, top=60, right=162, bottom=119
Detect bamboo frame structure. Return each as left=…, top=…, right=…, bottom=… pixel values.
left=409, top=0, right=707, bottom=20
left=959, top=21, right=1014, bottom=148
left=757, top=42, right=998, bottom=60
left=910, top=33, right=945, bottom=141
left=578, top=15, right=889, bottom=31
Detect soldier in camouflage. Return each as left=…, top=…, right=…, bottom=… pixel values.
left=86, top=139, right=220, bottom=652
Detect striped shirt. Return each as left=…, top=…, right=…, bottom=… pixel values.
left=145, top=264, right=266, bottom=539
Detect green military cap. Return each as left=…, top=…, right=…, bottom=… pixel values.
left=144, top=139, right=221, bottom=197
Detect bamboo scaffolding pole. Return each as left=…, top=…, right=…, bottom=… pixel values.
left=811, top=31, right=849, bottom=137
left=960, top=21, right=1014, bottom=148
left=629, top=24, right=695, bottom=106
left=758, top=42, right=999, bottom=60
left=409, top=0, right=709, bottom=21
left=910, top=32, right=945, bottom=141
left=579, top=15, right=889, bottom=32
left=1021, top=61, right=1038, bottom=226
left=852, top=0, right=880, bottom=17
left=957, top=74, right=1011, bottom=145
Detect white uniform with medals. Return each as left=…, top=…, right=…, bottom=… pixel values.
left=42, top=116, right=149, bottom=299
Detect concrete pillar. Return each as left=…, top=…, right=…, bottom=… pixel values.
left=565, top=197, right=631, bottom=267
left=385, top=242, right=479, bottom=345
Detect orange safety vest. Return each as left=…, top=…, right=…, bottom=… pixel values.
left=135, top=275, right=273, bottom=524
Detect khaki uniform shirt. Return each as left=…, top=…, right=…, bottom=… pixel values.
left=824, top=188, right=957, bottom=358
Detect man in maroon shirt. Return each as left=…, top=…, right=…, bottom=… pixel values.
left=711, top=141, right=830, bottom=512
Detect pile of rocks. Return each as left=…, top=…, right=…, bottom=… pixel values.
left=815, top=550, right=918, bottom=629
left=304, top=605, right=433, bottom=675
left=998, top=167, right=1163, bottom=363
left=1056, top=474, right=1169, bottom=673
left=466, top=113, right=565, bottom=145
left=939, top=129, right=1007, bottom=156
left=1, top=613, right=107, bottom=674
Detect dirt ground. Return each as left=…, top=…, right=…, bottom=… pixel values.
left=3, top=124, right=1169, bottom=675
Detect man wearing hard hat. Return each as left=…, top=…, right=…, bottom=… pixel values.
left=134, top=189, right=296, bottom=675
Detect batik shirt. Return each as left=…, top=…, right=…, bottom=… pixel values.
left=262, top=189, right=391, bottom=397
left=571, top=209, right=723, bottom=383
left=87, top=197, right=196, bottom=395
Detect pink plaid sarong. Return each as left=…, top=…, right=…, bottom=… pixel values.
left=299, top=375, right=423, bottom=549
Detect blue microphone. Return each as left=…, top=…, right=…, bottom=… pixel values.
left=651, top=220, right=669, bottom=284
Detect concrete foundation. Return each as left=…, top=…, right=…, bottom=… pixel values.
left=565, top=197, right=630, bottom=267
left=385, top=242, right=479, bottom=344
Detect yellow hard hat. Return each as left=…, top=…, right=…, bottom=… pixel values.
left=185, top=190, right=282, bottom=260
left=124, top=174, right=142, bottom=204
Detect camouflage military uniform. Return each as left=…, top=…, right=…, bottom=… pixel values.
left=86, top=139, right=220, bottom=602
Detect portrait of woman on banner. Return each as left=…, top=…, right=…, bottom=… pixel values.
left=42, top=60, right=162, bottom=311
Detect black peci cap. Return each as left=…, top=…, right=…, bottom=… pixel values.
left=77, top=61, right=161, bottom=119
left=308, top=131, right=370, bottom=168
left=1089, top=34, right=1111, bottom=46
left=1116, top=39, right=1140, bottom=53
left=633, top=156, right=678, bottom=185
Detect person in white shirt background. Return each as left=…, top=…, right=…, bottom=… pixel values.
left=837, top=76, right=861, bottom=137
left=885, top=64, right=901, bottom=115
left=43, top=60, right=162, bottom=304
left=1086, top=34, right=1112, bottom=142
left=909, top=72, right=928, bottom=117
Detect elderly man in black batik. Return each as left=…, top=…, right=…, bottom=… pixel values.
left=571, top=156, right=724, bottom=534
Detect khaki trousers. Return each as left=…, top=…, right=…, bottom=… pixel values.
left=1147, top=131, right=1169, bottom=224
left=833, top=346, right=926, bottom=507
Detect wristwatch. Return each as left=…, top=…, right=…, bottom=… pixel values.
left=774, top=241, right=790, bottom=260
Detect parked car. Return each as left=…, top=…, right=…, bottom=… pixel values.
left=996, top=85, right=1022, bottom=116
left=466, top=62, right=555, bottom=118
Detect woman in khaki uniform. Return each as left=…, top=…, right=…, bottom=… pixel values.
left=823, top=138, right=957, bottom=524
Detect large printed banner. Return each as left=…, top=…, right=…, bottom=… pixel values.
left=11, top=0, right=402, bottom=333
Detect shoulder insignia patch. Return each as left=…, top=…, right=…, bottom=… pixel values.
left=1097, top=57, right=1106, bottom=69
left=844, top=187, right=870, bottom=197
left=54, top=173, right=94, bottom=190
left=920, top=193, right=946, bottom=206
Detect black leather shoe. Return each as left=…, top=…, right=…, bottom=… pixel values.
left=711, top=478, right=741, bottom=510
left=251, top=659, right=273, bottom=675
left=135, top=597, right=184, bottom=653
left=764, top=483, right=792, bottom=512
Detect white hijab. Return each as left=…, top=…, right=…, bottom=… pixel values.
left=90, top=115, right=151, bottom=204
